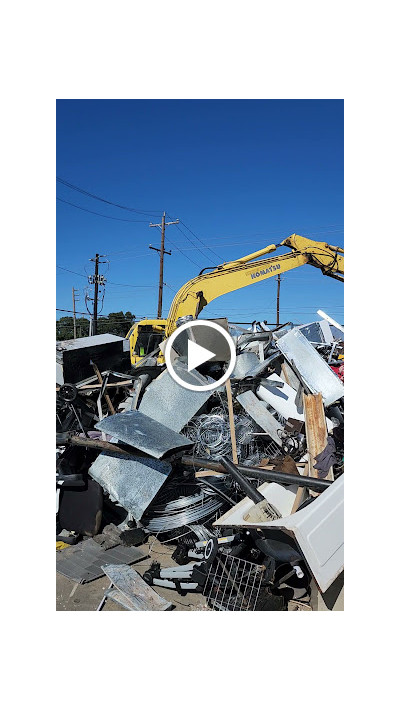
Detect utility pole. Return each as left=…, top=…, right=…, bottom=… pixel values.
left=276, top=274, right=281, bottom=326
left=88, top=254, right=106, bottom=336
left=72, top=287, right=79, bottom=339
left=93, top=253, right=99, bottom=334
left=149, top=212, right=179, bottom=318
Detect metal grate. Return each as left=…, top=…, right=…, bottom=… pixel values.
left=264, top=440, right=282, bottom=459
left=204, top=552, right=265, bottom=611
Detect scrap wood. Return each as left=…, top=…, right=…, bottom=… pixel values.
left=303, top=392, right=334, bottom=498
left=225, top=378, right=238, bottom=463
left=291, top=460, right=309, bottom=514
left=91, top=360, right=116, bottom=415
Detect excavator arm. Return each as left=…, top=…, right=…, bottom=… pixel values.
left=165, top=233, right=344, bottom=336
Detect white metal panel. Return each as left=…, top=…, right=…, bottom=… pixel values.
left=276, top=329, right=344, bottom=406
left=214, top=476, right=344, bottom=592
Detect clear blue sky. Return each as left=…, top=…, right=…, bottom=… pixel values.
left=56, top=99, right=343, bottom=326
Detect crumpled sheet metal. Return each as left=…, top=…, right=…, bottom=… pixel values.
left=139, top=363, right=215, bottom=432
left=276, top=329, right=344, bottom=406
left=256, top=373, right=305, bottom=422
left=95, top=410, right=192, bottom=459
left=101, top=564, right=172, bottom=611
left=257, top=374, right=334, bottom=433
left=236, top=390, right=283, bottom=445
left=231, top=352, right=260, bottom=379
left=89, top=452, right=171, bottom=522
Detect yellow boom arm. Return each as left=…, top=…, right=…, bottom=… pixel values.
left=165, top=234, right=344, bottom=336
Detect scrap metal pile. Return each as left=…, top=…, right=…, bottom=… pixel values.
left=56, top=317, right=344, bottom=611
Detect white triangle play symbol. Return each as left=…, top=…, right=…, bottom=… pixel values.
left=187, top=339, right=216, bottom=372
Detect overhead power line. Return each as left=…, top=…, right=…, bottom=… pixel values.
left=178, top=218, right=224, bottom=262
left=56, top=308, right=89, bottom=316
left=57, top=264, right=155, bottom=289
left=56, top=177, right=162, bottom=217
left=57, top=197, right=149, bottom=223
left=57, top=265, right=87, bottom=278
left=153, top=224, right=202, bottom=269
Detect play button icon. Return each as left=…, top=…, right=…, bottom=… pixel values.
left=187, top=340, right=216, bottom=372
left=164, top=319, right=237, bottom=392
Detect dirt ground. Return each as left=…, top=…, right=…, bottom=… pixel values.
left=56, top=535, right=210, bottom=612
left=56, top=535, right=344, bottom=612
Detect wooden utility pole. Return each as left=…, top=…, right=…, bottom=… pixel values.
left=93, top=253, right=99, bottom=335
left=89, top=253, right=106, bottom=336
left=276, top=273, right=281, bottom=326
left=72, top=287, right=78, bottom=339
left=149, top=212, right=179, bottom=317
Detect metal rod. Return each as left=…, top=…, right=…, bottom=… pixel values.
left=220, top=457, right=265, bottom=504
left=181, top=455, right=332, bottom=492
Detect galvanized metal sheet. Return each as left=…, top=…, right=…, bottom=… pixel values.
left=89, top=453, right=172, bottom=521
left=56, top=539, right=146, bottom=584
left=56, top=333, right=124, bottom=350
left=231, top=352, right=260, bottom=378
left=95, top=410, right=192, bottom=458
left=102, top=564, right=172, bottom=610
left=276, top=329, right=344, bottom=406
left=139, top=363, right=214, bottom=432
left=236, top=390, right=282, bottom=445
left=257, top=374, right=334, bottom=433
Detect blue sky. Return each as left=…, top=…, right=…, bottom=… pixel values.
left=56, top=99, right=343, bottom=326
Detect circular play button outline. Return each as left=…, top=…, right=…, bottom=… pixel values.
left=164, top=319, right=237, bottom=392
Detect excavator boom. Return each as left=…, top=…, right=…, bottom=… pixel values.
left=165, top=234, right=344, bottom=335
left=127, top=233, right=344, bottom=362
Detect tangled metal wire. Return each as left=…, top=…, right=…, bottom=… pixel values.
left=183, top=409, right=265, bottom=464
left=141, top=477, right=227, bottom=533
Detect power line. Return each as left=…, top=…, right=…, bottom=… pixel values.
left=57, top=264, right=156, bottom=288
left=164, top=235, right=202, bottom=268
left=57, top=197, right=149, bottom=222
left=172, top=222, right=216, bottom=264
left=107, top=281, right=157, bottom=288
left=56, top=177, right=162, bottom=217
left=56, top=308, right=89, bottom=316
left=178, top=218, right=224, bottom=262
left=168, top=216, right=223, bottom=263
left=153, top=224, right=202, bottom=268
left=57, top=265, right=87, bottom=278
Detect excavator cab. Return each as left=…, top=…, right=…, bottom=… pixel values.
left=127, top=319, right=167, bottom=364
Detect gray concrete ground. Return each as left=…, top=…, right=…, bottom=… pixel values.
left=56, top=535, right=209, bottom=611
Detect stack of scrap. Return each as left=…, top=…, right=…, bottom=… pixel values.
left=56, top=316, right=344, bottom=611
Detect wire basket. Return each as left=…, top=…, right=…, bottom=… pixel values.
left=204, top=552, right=265, bottom=611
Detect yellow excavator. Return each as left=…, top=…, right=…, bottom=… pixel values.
left=126, top=233, right=344, bottom=364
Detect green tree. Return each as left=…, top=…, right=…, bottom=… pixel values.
left=56, top=316, right=90, bottom=340
left=56, top=312, right=134, bottom=340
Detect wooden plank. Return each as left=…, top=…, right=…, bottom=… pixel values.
left=225, top=378, right=238, bottom=463
left=303, top=392, right=334, bottom=485
left=291, top=460, right=309, bottom=513
left=91, top=361, right=116, bottom=415
left=194, top=470, right=226, bottom=478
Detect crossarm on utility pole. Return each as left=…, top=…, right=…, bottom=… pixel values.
left=149, top=212, right=179, bottom=317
